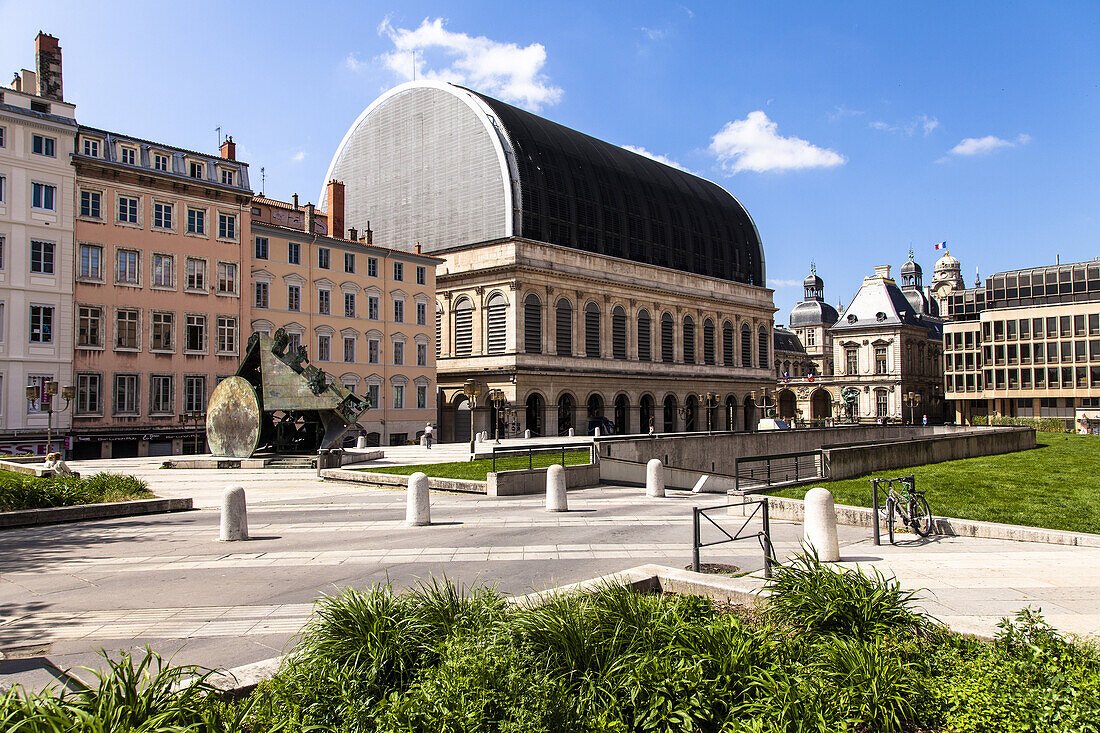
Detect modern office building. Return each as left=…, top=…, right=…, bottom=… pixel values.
left=0, top=33, right=77, bottom=455
left=249, top=182, right=442, bottom=446
left=70, top=132, right=252, bottom=457
left=943, top=259, right=1100, bottom=429
left=322, top=81, right=776, bottom=440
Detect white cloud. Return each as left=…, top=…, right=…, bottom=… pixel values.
left=291, top=151, right=306, bottom=162
left=869, top=114, right=939, bottom=136
left=769, top=278, right=803, bottom=288
left=640, top=26, right=668, bottom=40
left=708, top=111, right=846, bottom=173
left=621, top=145, right=690, bottom=172
left=947, top=133, right=1031, bottom=156
left=377, top=17, right=562, bottom=111
left=827, top=105, right=864, bottom=121
left=344, top=53, right=367, bottom=72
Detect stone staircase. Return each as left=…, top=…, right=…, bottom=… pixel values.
left=263, top=456, right=316, bottom=470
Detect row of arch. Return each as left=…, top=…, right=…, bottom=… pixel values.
left=516, top=391, right=763, bottom=436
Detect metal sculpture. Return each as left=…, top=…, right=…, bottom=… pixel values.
left=206, top=329, right=371, bottom=457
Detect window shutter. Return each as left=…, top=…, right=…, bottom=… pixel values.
left=454, top=301, right=473, bottom=356
left=556, top=300, right=573, bottom=356
left=524, top=295, right=542, bottom=354
left=612, top=307, right=627, bottom=360
left=486, top=294, right=506, bottom=355
left=638, top=311, right=651, bottom=361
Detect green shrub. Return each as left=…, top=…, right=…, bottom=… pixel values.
left=0, top=470, right=152, bottom=512
left=971, top=414, right=1070, bottom=432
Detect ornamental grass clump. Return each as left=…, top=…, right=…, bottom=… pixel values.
left=0, top=471, right=152, bottom=512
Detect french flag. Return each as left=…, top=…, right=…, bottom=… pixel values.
left=934, top=241, right=947, bottom=250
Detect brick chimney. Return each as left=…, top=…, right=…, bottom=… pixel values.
left=35, top=32, right=62, bottom=101
left=874, top=265, right=891, bottom=279
left=365, top=221, right=373, bottom=245
left=326, top=180, right=345, bottom=239
left=348, top=226, right=358, bottom=242
left=305, top=203, right=316, bottom=234
left=220, top=136, right=236, bottom=161
left=292, top=193, right=299, bottom=209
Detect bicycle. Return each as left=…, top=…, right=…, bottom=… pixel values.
left=881, top=477, right=933, bottom=539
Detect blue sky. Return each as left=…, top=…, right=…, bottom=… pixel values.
left=2, top=0, right=1097, bottom=318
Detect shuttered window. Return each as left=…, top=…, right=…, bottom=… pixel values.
left=556, top=299, right=573, bottom=356
left=683, top=316, right=696, bottom=364
left=436, top=306, right=442, bottom=357
left=585, top=302, right=601, bottom=357
left=741, top=324, right=752, bottom=367
left=661, top=312, right=674, bottom=363
left=703, top=319, right=715, bottom=365
left=486, top=293, right=507, bottom=355
left=758, top=327, right=769, bottom=368
left=638, top=310, right=652, bottom=361
left=524, top=294, right=542, bottom=353
left=722, top=321, right=734, bottom=366
left=454, top=298, right=473, bottom=356
left=612, top=306, right=627, bottom=360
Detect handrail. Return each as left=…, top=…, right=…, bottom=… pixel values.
left=692, top=498, right=775, bottom=578
left=489, top=442, right=595, bottom=473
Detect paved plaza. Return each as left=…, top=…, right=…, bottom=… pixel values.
left=2, top=448, right=1100, bottom=691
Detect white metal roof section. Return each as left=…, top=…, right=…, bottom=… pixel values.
left=832, top=272, right=928, bottom=330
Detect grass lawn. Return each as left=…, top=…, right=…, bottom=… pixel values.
left=358, top=449, right=592, bottom=481
left=769, top=432, right=1100, bottom=534
left=0, top=470, right=154, bottom=512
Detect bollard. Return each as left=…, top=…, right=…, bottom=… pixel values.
left=593, top=427, right=601, bottom=437
left=420, top=434, right=427, bottom=448
left=406, top=472, right=431, bottom=526
left=803, top=487, right=840, bottom=561
left=219, top=485, right=248, bottom=541
left=546, top=463, right=568, bottom=511
left=567, top=427, right=575, bottom=437
left=645, top=459, right=665, bottom=497
left=524, top=429, right=531, bottom=439
left=356, top=435, right=367, bottom=449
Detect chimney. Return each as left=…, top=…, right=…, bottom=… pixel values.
left=291, top=193, right=299, bottom=209
left=365, top=220, right=373, bottom=245
left=348, top=226, right=358, bottom=242
left=415, top=242, right=422, bottom=254
left=326, top=180, right=345, bottom=239
left=220, top=135, right=236, bottom=161
left=34, top=32, right=62, bottom=101
left=873, top=265, right=891, bottom=279
left=305, top=203, right=315, bottom=234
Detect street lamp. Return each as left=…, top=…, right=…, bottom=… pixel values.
left=699, top=392, right=720, bottom=432
left=487, top=388, right=508, bottom=443
left=178, top=411, right=207, bottom=454
left=902, top=391, right=922, bottom=425
left=749, top=388, right=776, bottom=418
left=28, top=380, right=74, bottom=456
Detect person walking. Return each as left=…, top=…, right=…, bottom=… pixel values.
left=648, top=416, right=656, bottom=435
left=424, top=423, right=434, bottom=449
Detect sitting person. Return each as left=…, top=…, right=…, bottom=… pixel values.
left=42, top=452, right=74, bottom=476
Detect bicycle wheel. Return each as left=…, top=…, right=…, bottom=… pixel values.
left=885, top=497, right=896, bottom=543
left=908, top=494, right=933, bottom=537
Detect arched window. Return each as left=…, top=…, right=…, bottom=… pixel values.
left=722, top=320, right=734, bottom=366
left=453, top=297, right=473, bottom=356
left=683, top=316, right=695, bottom=364
left=703, top=319, right=715, bottom=365
left=555, top=298, right=573, bottom=356
left=740, top=323, right=752, bottom=367
left=661, top=312, right=674, bottom=363
left=435, top=304, right=442, bottom=357
left=486, top=293, right=507, bottom=355
left=524, top=293, right=542, bottom=354
left=611, top=306, right=627, bottom=360
left=663, top=394, right=678, bottom=432
left=585, top=302, right=601, bottom=357
left=637, top=310, right=652, bottom=361
left=758, top=326, right=769, bottom=368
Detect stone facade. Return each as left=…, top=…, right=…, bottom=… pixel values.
left=433, top=238, right=775, bottom=441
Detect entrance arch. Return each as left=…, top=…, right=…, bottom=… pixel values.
left=685, top=394, right=698, bottom=431
left=743, top=394, right=757, bottom=432
left=557, top=393, right=576, bottom=436
left=663, top=394, right=678, bottom=433
left=525, top=393, right=545, bottom=437
left=778, top=389, right=797, bottom=420
left=640, top=394, right=655, bottom=433
left=614, top=394, right=629, bottom=434
left=454, top=395, right=472, bottom=442
left=811, top=389, right=832, bottom=421
left=725, top=395, right=737, bottom=431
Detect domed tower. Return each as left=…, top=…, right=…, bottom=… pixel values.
left=790, top=262, right=838, bottom=375
left=900, top=249, right=936, bottom=316
left=930, top=248, right=964, bottom=316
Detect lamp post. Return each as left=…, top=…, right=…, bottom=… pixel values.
left=699, top=392, right=720, bottom=432
left=902, top=391, right=922, bottom=425
left=749, top=388, right=776, bottom=418
left=27, top=381, right=74, bottom=456
left=488, top=388, right=507, bottom=443
left=178, top=411, right=206, bottom=454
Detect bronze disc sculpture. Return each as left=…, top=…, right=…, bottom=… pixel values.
left=206, top=376, right=262, bottom=458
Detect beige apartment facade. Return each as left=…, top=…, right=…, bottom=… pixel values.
left=0, top=34, right=76, bottom=455
left=71, top=132, right=252, bottom=458
left=435, top=239, right=776, bottom=442
left=250, top=184, right=441, bottom=447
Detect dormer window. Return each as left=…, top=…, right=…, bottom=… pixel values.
left=153, top=153, right=169, bottom=172
left=876, top=311, right=887, bottom=322
left=82, top=139, right=99, bottom=157
left=120, top=147, right=136, bottom=165
left=189, top=161, right=204, bottom=179
left=220, top=168, right=234, bottom=186
left=847, top=314, right=858, bottom=323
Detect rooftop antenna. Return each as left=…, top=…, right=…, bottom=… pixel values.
left=260, top=166, right=265, bottom=196
left=412, top=49, right=417, bottom=80
left=216, top=126, right=222, bottom=146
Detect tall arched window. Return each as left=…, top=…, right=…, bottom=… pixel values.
left=741, top=323, right=752, bottom=367
left=435, top=304, right=443, bottom=357
left=611, top=305, right=627, bottom=360
left=453, top=297, right=473, bottom=356
left=683, top=316, right=696, bottom=364
left=722, top=320, right=734, bottom=366
left=637, top=310, right=652, bottom=361
left=703, top=319, right=716, bottom=366
left=485, top=293, right=507, bottom=355
left=758, top=326, right=769, bottom=368
left=523, top=293, right=542, bottom=354
left=661, top=312, right=674, bottom=363
left=555, top=298, right=573, bottom=356
left=585, top=302, right=601, bottom=357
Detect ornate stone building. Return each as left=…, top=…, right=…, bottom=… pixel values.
left=322, top=81, right=776, bottom=440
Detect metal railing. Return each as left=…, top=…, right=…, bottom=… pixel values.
left=490, top=442, right=595, bottom=473
left=733, top=449, right=824, bottom=491
left=871, top=474, right=916, bottom=546
left=691, top=498, right=776, bottom=578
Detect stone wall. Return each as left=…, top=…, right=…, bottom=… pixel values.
left=487, top=463, right=601, bottom=496
left=824, top=428, right=1035, bottom=479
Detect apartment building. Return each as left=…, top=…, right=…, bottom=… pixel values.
left=943, top=260, right=1100, bottom=430
left=0, top=33, right=77, bottom=455
left=70, top=132, right=252, bottom=458
left=249, top=181, right=440, bottom=446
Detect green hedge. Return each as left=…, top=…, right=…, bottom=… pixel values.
left=970, top=414, right=1070, bottom=432
left=0, top=471, right=153, bottom=512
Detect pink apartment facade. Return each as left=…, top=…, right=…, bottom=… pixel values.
left=71, top=132, right=252, bottom=458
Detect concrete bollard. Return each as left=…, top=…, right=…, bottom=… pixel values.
left=356, top=435, right=367, bottom=450
left=593, top=427, right=601, bottom=437
left=567, top=427, right=575, bottom=437
left=219, top=485, right=248, bottom=541
left=420, top=434, right=427, bottom=448
left=524, top=429, right=531, bottom=439
left=803, top=487, right=840, bottom=561
left=645, top=459, right=665, bottom=498
left=406, top=472, right=431, bottom=526
left=545, top=463, right=568, bottom=512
